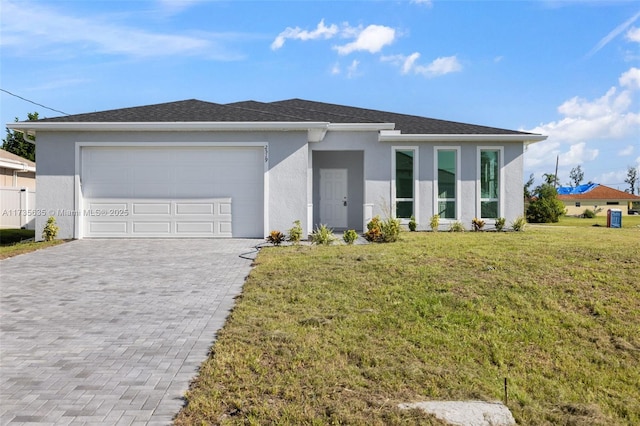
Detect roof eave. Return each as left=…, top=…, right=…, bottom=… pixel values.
left=7, top=121, right=332, bottom=132
left=0, top=159, right=36, bottom=172
left=378, top=132, right=547, bottom=143
left=7, top=121, right=336, bottom=143
left=327, top=123, right=396, bottom=131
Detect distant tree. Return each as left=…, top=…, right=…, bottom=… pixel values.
left=2, top=112, right=38, bottom=161
left=542, top=172, right=557, bottom=186
left=568, top=165, right=584, bottom=187
left=526, top=182, right=566, bottom=223
left=625, top=166, right=638, bottom=195
left=523, top=173, right=535, bottom=200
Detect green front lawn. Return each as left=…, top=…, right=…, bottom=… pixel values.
left=176, top=226, right=640, bottom=425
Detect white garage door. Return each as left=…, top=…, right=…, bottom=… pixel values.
left=80, top=146, right=264, bottom=238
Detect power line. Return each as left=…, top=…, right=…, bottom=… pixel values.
left=0, top=88, right=70, bottom=116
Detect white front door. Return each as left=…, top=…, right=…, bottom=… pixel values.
left=320, top=168, right=348, bottom=228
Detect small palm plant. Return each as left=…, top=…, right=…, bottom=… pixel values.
left=310, top=224, right=337, bottom=245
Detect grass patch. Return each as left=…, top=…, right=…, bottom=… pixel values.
left=176, top=227, right=640, bottom=425
left=1, top=229, right=67, bottom=259
left=540, top=215, right=640, bottom=229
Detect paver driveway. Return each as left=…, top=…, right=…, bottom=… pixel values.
left=0, top=239, right=262, bottom=425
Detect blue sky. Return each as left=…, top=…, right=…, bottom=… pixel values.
left=1, top=0, right=639, bottom=189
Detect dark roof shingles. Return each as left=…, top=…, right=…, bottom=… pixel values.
left=35, top=98, right=537, bottom=135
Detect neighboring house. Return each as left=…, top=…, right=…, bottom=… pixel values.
left=8, top=99, right=546, bottom=240
left=558, top=183, right=640, bottom=216
left=0, top=149, right=36, bottom=190
left=0, top=149, right=37, bottom=229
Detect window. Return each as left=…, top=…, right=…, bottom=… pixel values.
left=575, top=202, right=581, bottom=207
left=393, top=148, right=417, bottom=219
left=606, top=201, right=619, bottom=205
left=435, top=148, right=459, bottom=219
left=479, top=149, right=501, bottom=218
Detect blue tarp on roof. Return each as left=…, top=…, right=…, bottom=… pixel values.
left=557, top=183, right=599, bottom=195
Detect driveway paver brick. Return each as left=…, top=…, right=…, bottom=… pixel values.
left=1, top=239, right=261, bottom=425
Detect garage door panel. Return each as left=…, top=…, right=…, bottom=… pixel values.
left=133, top=222, right=171, bottom=234
left=176, top=222, right=214, bottom=234
left=176, top=203, right=214, bottom=215
left=89, top=222, right=128, bottom=234
left=133, top=203, right=171, bottom=215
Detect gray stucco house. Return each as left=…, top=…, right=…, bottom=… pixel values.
left=8, top=99, right=546, bottom=240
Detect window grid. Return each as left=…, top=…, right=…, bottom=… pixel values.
left=478, top=148, right=502, bottom=219
left=392, top=147, right=418, bottom=220
left=434, top=147, right=460, bottom=220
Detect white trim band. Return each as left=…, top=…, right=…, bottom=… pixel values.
left=379, top=132, right=547, bottom=143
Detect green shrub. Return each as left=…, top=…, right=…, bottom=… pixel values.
left=364, top=216, right=382, bottom=242
left=471, top=217, right=485, bottom=231
left=310, top=224, right=337, bottom=245
left=430, top=214, right=440, bottom=232
left=511, top=215, right=527, bottom=232
left=343, top=229, right=358, bottom=245
left=0, top=229, right=35, bottom=246
left=364, top=216, right=401, bottom=243
left=582, top=209, right=596, bottom=218
left=288, top=220, right=303, bottom=244
left=526, top=183, right=565, bottom=223
left=495, top=217, right=506, bottom=231
left=408, top=216, right=417, bottom=232
left=266, top=230, right=286, bottom=246
left=381, top=217, right=401, bottom=242
left=42, top=216, right=59, bottom=242
left=449, top=221, right=465, bottom=232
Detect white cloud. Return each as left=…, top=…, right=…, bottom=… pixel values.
left=347, top=60, right=361, bottom=78
left=527, top=69, right=640, bottom=143
left=557, top=87, right=631, bottom=119
left=524, top=67, right=640, bottom=183
left=331, top=60, right=362, bottom=78
left=558, top=142, right=599, bottom=166
left=381, top=53, right=462, bottom=77
left=333, top=25, right=396, bottom=55
left=524, top=140, right=561, bottom=169
left=402, top=52, right=421, bottom=74
left=418, top=55, right=462, bottom=76
left=271, top=19, right=338, bottom=50
left=586, top=11, right=640, bottom=57
left=618, top=145, right=635, bottom=156
left=0, top=0, right=235, bottom=59
left=619, top=67, right=640, bottom=90
left=626, top=26, right=640, bottom=43
left=410, top=0, right=433, bottom=7
left=595, top=170, right=627, bottom=187
left=271, top=20, right=396, bottom=56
